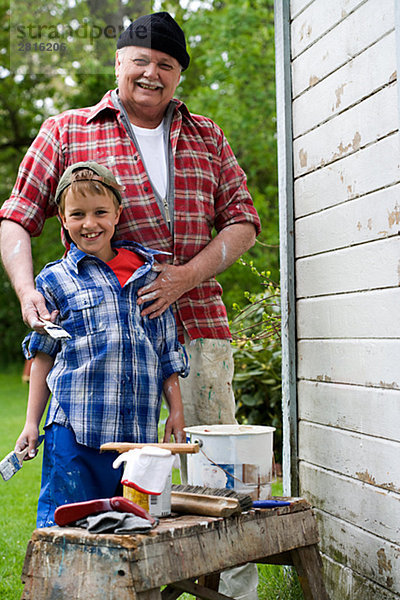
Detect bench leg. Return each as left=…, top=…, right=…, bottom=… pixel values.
left=290, top=545, right=330, bottom=600
left=162, top=585, right=184, bottom=600
left=164, top=577, right=230, bottom=600
left=197, top=573, right=221, bottom=600
left=137, top=590, right=162, bottom=600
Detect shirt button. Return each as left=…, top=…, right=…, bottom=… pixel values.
left=144, top=186, right=149, bottom=192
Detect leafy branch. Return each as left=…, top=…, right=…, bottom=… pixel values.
left=230, top=258, right=281, bottom=343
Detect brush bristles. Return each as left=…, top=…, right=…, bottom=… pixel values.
left=0, top=453, right=22, bottom=481
left=172, top=484, right=253, bottom=511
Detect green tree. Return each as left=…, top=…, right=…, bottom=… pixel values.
left=0, top=0, right=278, bottom=364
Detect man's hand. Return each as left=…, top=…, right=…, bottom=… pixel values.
left=136, top=223, right=256, bottom=318
left=137, top=263, right=194, bottom=318
left=20, top=288, right=58, bottom=331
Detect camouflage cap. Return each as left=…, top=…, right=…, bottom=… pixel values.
left=55, top=161, right=125, bottom=205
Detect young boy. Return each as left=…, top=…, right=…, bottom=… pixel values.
left=14, top=161, right=188, bottom=527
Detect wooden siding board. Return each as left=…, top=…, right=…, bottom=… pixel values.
left=294, top=134, right=400, bottom=218
left=291, top=0, right=395, bottom=98
left=290, top=0, right=314, bottom=21
left=295, top=186, right=400, bottom=258
left=316, top=510, right=400, bottom=593
left=397, top=0, right=400, bottom=125
left=293, top=84, right=398, bottom=177
left=298, top=380, right=400, bottom=441
left=296, top=237, right=400, bottom=297
left=299, top=463, right=400, bottom=544
left=291, top=0, right=365, bottom=59
left=296, top=288, right=400, bottom=339
left=322, top=554, right=400, bottom=600
left=298, top=421, right=400, bottom=490
left=292, top=31, right=397, bottom=138
left=297, top=339, right=400, bottom=389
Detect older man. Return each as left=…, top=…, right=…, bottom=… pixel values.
left=1, top=11, right=260, bottom=599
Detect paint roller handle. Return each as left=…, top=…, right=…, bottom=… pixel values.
left=100, top=442, right=201, bottom=454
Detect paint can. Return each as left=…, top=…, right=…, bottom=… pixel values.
left=149, top=471, right=172, bottom=517
left=184, top=424, right=276, bottom=500
left=123, top=472, right=172, bottom=517
left=123, top=485, right=149, bottom=511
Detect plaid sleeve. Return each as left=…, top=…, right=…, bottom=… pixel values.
left=158, top=307, right=189, bottom=381
left=22, top=331, right=60, bottom=360
left=0, top=117, right=62, bottom=236
left=213, top=132, right=261, bottom=235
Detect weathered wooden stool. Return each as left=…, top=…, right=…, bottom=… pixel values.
left=21, top=498, right=329, bottom=600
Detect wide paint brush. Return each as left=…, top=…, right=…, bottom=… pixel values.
left=0, top=435, right=44, bottom=482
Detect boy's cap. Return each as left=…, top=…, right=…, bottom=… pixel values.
left=117, top=12, right=190, bottom=71
left=55, top=162, right=125, bottom=205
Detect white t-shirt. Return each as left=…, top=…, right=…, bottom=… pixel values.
left=131, top=121, right=167, bottom=199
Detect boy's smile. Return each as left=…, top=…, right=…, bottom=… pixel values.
left=60, top=191, right=122, bottom=263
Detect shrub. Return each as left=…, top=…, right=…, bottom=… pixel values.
left=231, top=260, right=282, bottom=462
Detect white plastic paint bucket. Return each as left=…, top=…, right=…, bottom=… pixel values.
left=184, top=424, right=276, bottom=500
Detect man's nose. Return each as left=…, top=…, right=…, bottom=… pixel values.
left=143, top=61, right=158, bottom=78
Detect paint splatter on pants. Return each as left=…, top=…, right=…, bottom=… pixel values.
left=37, top=424, right=122, bottom=528
left=180, top=333, right=259, bottom=600
left=180, top=334, right=237, bottom=427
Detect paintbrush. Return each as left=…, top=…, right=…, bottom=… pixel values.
left=0, top=435, right=44, bottom=481
left=171, top=490, right=241, bottom=517
left=38, top=318, right=71, bottom=340
left=172, top=484, right=254, bottom=512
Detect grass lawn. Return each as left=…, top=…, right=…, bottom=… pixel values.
left=0, top=365, right=303, bottom=600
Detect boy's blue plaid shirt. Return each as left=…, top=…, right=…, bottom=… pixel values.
left=23, top=241, right=188, bottom=449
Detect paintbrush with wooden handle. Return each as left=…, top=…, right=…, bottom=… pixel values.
left=0, top=435, right=44, bottom=481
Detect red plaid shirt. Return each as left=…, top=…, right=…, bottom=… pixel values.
left=0, top=91, right=261, bottom=341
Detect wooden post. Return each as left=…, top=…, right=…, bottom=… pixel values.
left=291, top=545, right=330, bottom=600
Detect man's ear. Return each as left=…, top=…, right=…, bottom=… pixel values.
left=115, top=51, right=121, bottom=80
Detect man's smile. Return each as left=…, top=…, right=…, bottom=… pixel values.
left=136, top=79, right=164, bottom=91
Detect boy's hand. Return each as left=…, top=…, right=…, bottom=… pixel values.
left=163, top=412, right=185, bottom=443
left=15, top=424, right=40, bottom=460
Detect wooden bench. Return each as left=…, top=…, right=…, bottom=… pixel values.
left=21, top=498, right=329, bottom=600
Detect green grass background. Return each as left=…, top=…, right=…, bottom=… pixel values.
left=0, top=366, right=302, bottom=599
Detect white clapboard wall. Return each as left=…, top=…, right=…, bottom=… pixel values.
left=289, top=0, right=400, bottom=598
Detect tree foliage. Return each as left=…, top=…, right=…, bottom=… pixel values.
left=0, top=0, right=278, bottom=366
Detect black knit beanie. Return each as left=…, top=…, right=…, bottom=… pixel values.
left=117, top=12, right=190, bottom=71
